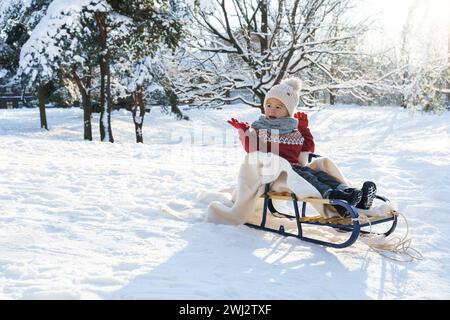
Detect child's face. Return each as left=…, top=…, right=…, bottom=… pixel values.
left=265, top=98, right=289, bottom=119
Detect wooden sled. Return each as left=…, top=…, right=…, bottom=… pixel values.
left=245, top=155, right=398, bottom=249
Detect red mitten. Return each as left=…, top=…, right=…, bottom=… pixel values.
left=227, top=118, right=250, bottom=130
left=294, top=112, right=309, bottom=130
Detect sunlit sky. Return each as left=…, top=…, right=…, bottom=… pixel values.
left=357, top=0, right=413, bottom=36
left=219, top=0, right=449, bottom=55
left=356, top=0, right=449, bottom=51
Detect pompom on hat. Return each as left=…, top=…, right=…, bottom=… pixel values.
left=263, top=78, right=303, bottom=117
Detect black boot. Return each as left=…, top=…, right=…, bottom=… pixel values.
left=356, top=181, right=377, bottom=210
left=329, top=189, right=362, bottom=205
left=328, top=189, right=362, bottom=217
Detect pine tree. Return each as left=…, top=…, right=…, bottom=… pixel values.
left=1, top=0, right=52, bottom=128
left=18, top=0, right=184, bottom=141
left=106, top=0, right=184, bottom=143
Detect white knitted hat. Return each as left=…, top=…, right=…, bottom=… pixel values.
left=264, top=78, right=303, bottom=117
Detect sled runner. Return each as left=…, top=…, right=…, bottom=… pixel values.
left=245, top=155, right=399, bottom=249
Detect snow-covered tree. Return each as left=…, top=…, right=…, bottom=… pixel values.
left=396, top=0, right=449, bottom=111
left=1, top=0, right=52, bottom=126
left=114, top=51, right=187, bottom=143
left=18, top=0, right=185, bottom=141
left=108, top=0, right=185, bottom=143
left=89, top=0, right=185, bottom=142
left=116, top=56, right=162, bottom=143
left=61, top=7, right=104, bottom=141
left=0, top=39, right=14, bottom=84
left=0, top=0, right=51, bottom=75
left=185, top=0, right=371, bottom=111
left=18, top=0, right=108, bottom=132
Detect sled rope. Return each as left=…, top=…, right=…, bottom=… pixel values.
left=358, top=212, right=423, bottom=262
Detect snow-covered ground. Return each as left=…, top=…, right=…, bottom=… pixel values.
left=0, top=104, right=449, bottom=300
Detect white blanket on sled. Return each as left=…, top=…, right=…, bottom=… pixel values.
left=207, top=152, right=346, bottom=225
left=207, top=152, right=393, bottom=225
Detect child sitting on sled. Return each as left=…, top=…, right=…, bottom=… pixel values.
left=227, top=78, right=377, bottom=217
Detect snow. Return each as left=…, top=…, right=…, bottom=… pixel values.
left=0, top=104, right=449, bottom=299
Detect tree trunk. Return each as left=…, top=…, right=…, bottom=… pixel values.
left=132, top=85, right=145, bottom=143
left=72, top=67, right=92, bottom=141
left=96, top=12, right=114, bottom=143
left=37, top=83, right=49, bottom=130
left=329, top=91, right=336, bottom=105
left=224, top=89, right=231, bottom=105
left=165, top=88, right=187, bottom=120
left=400, top=3, right=416, bottom=109
left=257, top=91, right=265, bottom=114
left=260, top=1, right=269, bottom=80
left=260, top=1, right=268, bottom=55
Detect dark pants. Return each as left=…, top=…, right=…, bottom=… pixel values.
left=292, top=166, right=345, bottom=198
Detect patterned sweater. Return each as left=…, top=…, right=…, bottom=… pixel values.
left=238, top=126, right=315, bottom=166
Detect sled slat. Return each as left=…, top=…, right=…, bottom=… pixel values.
left=299, top=213, right=395, bottom=226
left=264, top=192, right=330, bottom=204
left=247, top=212, right=396, bottom=228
